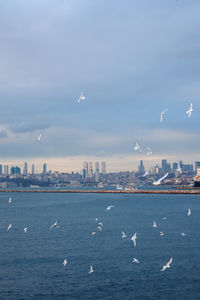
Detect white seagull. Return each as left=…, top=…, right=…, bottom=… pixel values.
left=146, top=147, right=152, bottom=155
left=143, top=170, right=150, bottom=177
left=160, top=109, right=168, bottom=123
left=7, top=224, right=12, bottom=231
left=133, top=258, right=140, bottom=264
left=97, top=226, right=102, bottom=231
left=131, top=233, right=137, bottom=247
left=24, top=227, right=28, bottom=233
left=89, top=265, right=94, bottom=274
left=186, top=103, right=193, bottom=118
left=77, top=91, right=85, bottom=103
left=177, top=163, right=182, bottom=174
left=106, top=205, right=115, bottom=212
left=153, top=173, right=168, bottom=186
left=160, top=232, right=164, bottom=236
left=50, top=220, right=59, bottom=230
left=63, top=259, right=68, bottom=267
left=36, top=133, right=42, bottom=142
left=92, top=232, right=96, bottom=235
left=161, top=256, right=173, bottom=272
left=121, top=231, right=127, bottom=239
left=187, top=208, right=191, bottom=216
left=8, top=197, right=12, bottom=203
left=181, top=232, right=186, bottom=236
left=134, top=142, right=142, bottom=154
left=153, top=221, right=157, bottom=228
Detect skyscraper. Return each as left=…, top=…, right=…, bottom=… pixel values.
left=138, top=160, right=144, bottom=174
left=4, top=165, right=9, bottom=175
left=88, top=162, right=93, bottom=178
left=43, top=163, right=47, bottom=174
left=0, top=164, right=2, bottom=175
left=101, top=161, right=106, bottom=175
left=32, top=164, right=35, bottom=175
left=95, top=162, right=100, bottom=182
left=83, top=161, right=88, bottom=179
left=23, top=162, right=28, bottom=175
left=195, top=162, right=200, bottom=173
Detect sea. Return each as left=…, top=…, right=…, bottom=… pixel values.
left=0, top=192, right=199, bottom=300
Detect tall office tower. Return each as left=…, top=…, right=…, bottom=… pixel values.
left=162, top=159, right=171, bottom=172
left=88, top=162, right=93, bottom=178
left=138, top=160, right=145, bottom=174
left=172, top=162, right=178, bottom=171
left=32, top=164, right=35, bottom=175
left=195, top=162, right=200, bottom=173
left=83, top=161, right=88, bottom=179
left=11, top=166, right=21, bottom=175
left=23, top=162, right=28, bottom=175
left=179, top=161, right=183, bottom=170
left=0, top=164, right=2, bottom=175
left=43, top=163, right=47, bottom=174
left=95, top=162, right=100, bottom=182
left=101, top=161, right=106, bottom=175
left=4, top=165, right=9, bottom=175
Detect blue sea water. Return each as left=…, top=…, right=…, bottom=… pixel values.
left=0, top=192, right=199, bottom=300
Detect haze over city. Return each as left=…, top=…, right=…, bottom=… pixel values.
left=0, top=0, right=200, bottom=172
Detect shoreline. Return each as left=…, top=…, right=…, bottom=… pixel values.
left=0, top=189, right=200, bottom=194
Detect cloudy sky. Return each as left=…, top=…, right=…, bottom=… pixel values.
left=0, top=0, right=200, bottom=172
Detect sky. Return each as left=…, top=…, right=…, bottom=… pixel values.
left=0, top=0, right=200, bottom=172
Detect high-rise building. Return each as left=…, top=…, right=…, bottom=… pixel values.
left=172, top=162, right=178, bottom=171
left=162, top=159, right=171, bottom=172
left=31, top=164, right=35, bottom=175
left=43, top=163, right=47, bottom=174
left=4, top=165, right=9, bottom=175
left=138, top=160, right=144, bottom=174
left=95, top=162, right=100, bottom=182
left=23, top=162, right=28, bottom=175
left=101, top=161, right=106, bottom=175
left=88, top=162, right=93, bottom=178
left=0, top=164, right=2, bottom=175
left=195, top=162, right=200, bottom=173
left=11, top=166, right=21, bottom=175
left=82, top=161, right=88, bottom=179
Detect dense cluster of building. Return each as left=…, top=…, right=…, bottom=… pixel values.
left=0, top=159, right=199, bottom=188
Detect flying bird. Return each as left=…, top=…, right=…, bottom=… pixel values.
left=50, top=220, right=59, bottom=230
left=160, top=109, right=168, bottom=123
left=106, top=205, right=115, bottom=212
left=153, top=173, right=168, bottom=186
left=121, top=231, right=127, bottom=239
left=153, top=221, right=157, bottom=228
left=97, top=226, right=102, bottom=231
left=186, top=103, right=193, bottom=118
left=91, top=232, right=96, bottom=235
left=8, top=197, right=12, bottom=203
left=7, top=224, right=12, bottom=231
left=161, top=256, right=173, bottom=272
left=143, top=170, right=150, bottom=177
left=36, top=133, right=42, bottom=142
left=181, top=233, right=186, bottom=236
left=187, top=208, right=191, bottom=216
left=131, top=233, right=137, bottom=247
left=133, top=258, right=140, bottom=264
left=160, top=232, right=164, bottom=236
left=24, top=227, right=28, bottom=233
left=77, top=91, right=85, bottom=103
left=134, top=142, right=142, bottom=154
left=89, top=265, right=94, bottom=274
left=146, top=147, right=152, bottom=155
left=63, top=259, right=68, bottom=267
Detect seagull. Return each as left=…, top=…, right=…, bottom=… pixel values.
left=121, top=231, right=127, bottom=239
left=146, top=147, right=152, bottom=155
left=131, top=233, right=137, bottom=247
left=133, top=258, right=140, bottom=264
left=134, top=142, right=142, bottom=154
left=95, top=218, right=98, bottom=221
left=8, top=197, right=12, bottom=203
left=181, top=233, right=186, bottom=236
left=98, top=222, right=103, bottom=226
left=106, top=205, right=115, bottom=212
left=160, top=109, right=168, bottom=123
left=162, top=216, right=167, bottom=220
left=161, top=256, right=173, bottom=272
left=143, top=170, right=150, bottom=177
left=77, top=91, right=85, bottom=103
left=186, top=103, right=193, bottom=118
left=7, top=224, right=12, bottom=231
left=63, top=259, right=68, bottom=267
left=24, top=227, right=28, bottom=233
left=50, top=220, right=59, bottom=230
left=97, top=226, right=102, bottom=231
left=91, top=232, right=96, bottom=235
left=187, top=208, right=191, bottom=216
left=89, top=265, right=94, bottom=274
left=36, top=133, right=42, bottom=142
left=153, top=221, right=158, bottom=228
left=153, top=173, right=168, bottom=186
left=160, top=232, right=164, bottom=236
left=177, top=163, right=182, bottom=174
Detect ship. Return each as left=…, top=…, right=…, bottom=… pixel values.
left=194, top=168, right=200, bottom=187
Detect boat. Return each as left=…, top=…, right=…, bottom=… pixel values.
left=116, top=184, right=123, bottom=190
left=194, top=169, right=200, bottom=187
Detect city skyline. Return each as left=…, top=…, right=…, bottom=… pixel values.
left=0, top=1, right=200, bottom=171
